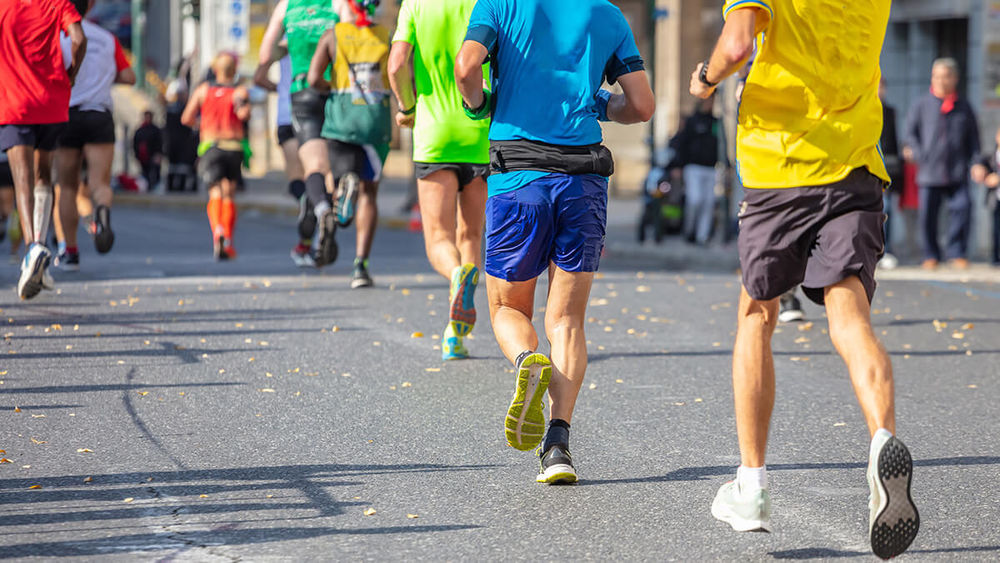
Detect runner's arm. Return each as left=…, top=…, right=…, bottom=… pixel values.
left=388, top=42, right=415, bottom=112
left=112, top=38, right=136, bottom=85
left=606, top=71, right=654, bottom=124
left=689, top=7, right=761, bottom=98
left=180, top=83, right=206, bottom=127
left=233, top=86, right=252, bottom=122
left=65, top=21, right=87, bottom=86
left=258, top=0, right=288, bottom=70
left=455, top=41, right=488, bottom=112
left=307, top=30, right=336, bottom=92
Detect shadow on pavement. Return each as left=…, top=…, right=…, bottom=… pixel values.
left=0, top=462, right=492, bottom=557
left=769, top=545, right=1000, bottom=559
left=580, top=455, right=1000, bottom=486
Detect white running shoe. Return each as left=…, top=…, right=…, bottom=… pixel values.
left=712, top=480, right=772, bottom=532
left=17, top=243, right=50, bottom=300
left=867, top=433, right=919, bottom=559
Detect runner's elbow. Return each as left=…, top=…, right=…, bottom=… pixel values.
left=721, top=35, right=753, bottom=66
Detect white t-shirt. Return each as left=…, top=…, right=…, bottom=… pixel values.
left=61, top=20, right=131, bottom=112
left=277, top=56, right=292, bottom=127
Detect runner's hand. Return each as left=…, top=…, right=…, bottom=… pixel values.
left=986, top=173, right=1000, bottom=189
left=395, top=111, right=414, bottom=128
left=690, top=62, right=715, bottom=99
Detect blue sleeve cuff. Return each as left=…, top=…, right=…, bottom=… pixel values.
left=594, top=89, right=612, bottom=122
left=465, top=24, right=498, bottom=53
left=723, top=0, right=773, bottom=21
left=604, top=55, right=645, bottom=85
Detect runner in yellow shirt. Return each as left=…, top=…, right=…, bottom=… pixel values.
left=689, top=1, right=918, bottom=558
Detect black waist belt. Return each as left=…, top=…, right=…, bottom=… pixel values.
left=489, top=139, right=614, bottom=177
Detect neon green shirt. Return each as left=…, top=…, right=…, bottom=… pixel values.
left=392, top=0, right=489, bottom=164
left=284, top=0, right=339, bottom=94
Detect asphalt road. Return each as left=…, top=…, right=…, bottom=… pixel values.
left=0, top=204, right=998, bottom=561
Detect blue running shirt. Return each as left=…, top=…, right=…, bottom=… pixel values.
left=466, top=0, right=644, bottom=196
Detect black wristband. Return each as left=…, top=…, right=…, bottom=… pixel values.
left=400, top=104, right=416, bottom=116
left=699, top=60, right=718, bottom=88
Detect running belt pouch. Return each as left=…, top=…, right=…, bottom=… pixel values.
left=490, top=140, right=615, bottom=177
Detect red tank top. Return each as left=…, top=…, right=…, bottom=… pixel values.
left=200, top=84, right=244, bottom=143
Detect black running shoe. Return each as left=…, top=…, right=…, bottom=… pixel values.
left=315, top=210, right=338, bottom=267
left=93, top=205, right=114, bottom=254
left=335, top=172, right=360, bottom=227
left=54, top=249, right=80, bottom=271
left=213, top=235, right=229, bottom=261
left=297, top=196, right=317, bottom=240
left=778, top=292, right=804, bottom=323
left=536, top=444, right=578, bottom=485
left=868, top=436, right=919, bottom=559
left=351, top=257, right=373, bottom=289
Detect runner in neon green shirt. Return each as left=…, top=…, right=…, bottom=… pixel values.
left=259, top=0, right=340, bottom=257
left=389, top=0, right=490, bottom=361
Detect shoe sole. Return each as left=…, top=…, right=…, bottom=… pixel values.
left=504, top=353, right=551, bottom=451
left=17, top=252, right=50, bottom=300
left=298, top=199, right=317, bottom=240
left=536, top=464, right=578, bottom=485
left=449, top=265, right=478, bottom=337
left=336, top=173, right=360, bottom=227
left=94, top=206, right=114, bottom=254
left=870, top=437, right=919, bottom=560
left=442, top=336, right=469, bottom=361
left=214, top=235, right=228, bottom=261
left=56, top=262, right=80, bottom=272
left=778, top=310, right=804, bottom=323
left=290, top=251, right=315, bottom=268
left=711, top=497, right=771, bottom=533
left=316, top=213, right=338, bottom=267
left=350, top=278, right=373, bottom=289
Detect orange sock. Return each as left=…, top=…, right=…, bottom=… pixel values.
left=220, top=198, right=236, bottom=242
left=207, top=197, right=222, bottom=238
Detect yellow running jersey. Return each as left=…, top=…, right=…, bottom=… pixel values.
left=725, top=0, right=890, bottom=188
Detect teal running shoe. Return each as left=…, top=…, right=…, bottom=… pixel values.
left=441, top=323, right=469, bottom=361
left=449, top=263, right=478, bottom=337
left=335, top=172, right=360, bottom=227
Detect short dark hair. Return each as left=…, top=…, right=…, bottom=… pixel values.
left=72, top=0, right=90, bottom=17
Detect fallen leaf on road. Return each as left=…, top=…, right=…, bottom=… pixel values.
left=218, top=369, right=226, bottom=374
left=76, top=448, right=93, bottom=453
left=259, top=341, right=269, bottom=346
left=588, top=383, right=597, bottom=390
left=794, top=337, right=810, bottom=344
left=258, top=388, right=276, bottom=393
left=200, top=494, right=208, bottom=498
left=0, top=458, right=11, bottom=464
left=407, top=514, right=419, bottom=519
left=674, top=402, right=685, bottom=406
left=373, top=341, right=382, bottom=346
left=14, top=407, right=20, bottom=413
left=902, top=344, right=912, bottom=350
left=798, top=322, right=814, bottom=332
left=331, top=326, right=340, bottom=332
left=28, top=485, right=41, bottom=489
left=952, top=332, right=965, bottom=339
left=265, top=372, right=273, bottom=378
left=288, top=368, right=300, bottom=373
left=123, top=497, right=133, bottom=503
left=411, top=332, right=424, bottom=338
left=968, top=384, right=977, bottom=389
left=30, top=414, right=45, bottom=418
left=966, top=350, right=973, bottom=356
left=833, top=422, right=847, bottom=427
left=961, top=323, right=975, bottom=330
left=615, top=379, right=624, bottom=384
left=248, top=357, right=255, bottom=362
left=266, top=494, right=274, bottom=498
left=790, top=357, right=810, bottom=362
left=30, top=438, right=46, bottom=445
left=83, top=476, right=92, bottom=482
left=425, top=368, right=441, bottom=372
left=401, top=382, right=413, bottom=388
left=341, top=373, right=351, bottom=377
left=401, top=289, right=411, bottom=296
left=694, top=398, right=703, bottom=403
left=712, top=342, right=721, bottom=347
left=389, top=385, right=397, bottom=390
left=364, top=507, right=377, bottom=516
left=305, top=372, right=319, bottom=377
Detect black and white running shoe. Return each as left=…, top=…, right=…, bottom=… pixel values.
left=17, top=243, right=50, bottom=300
left=536, top=444, right=578, bottom=485
left=778, top=292, right=805, bottom=323
left=868, top=435, right=919, bottom=559
left=351, top=257, right=373, bottom=289
left=55, top=249, right=80, bottom=271
left=297, top=196, right=317, bottom=240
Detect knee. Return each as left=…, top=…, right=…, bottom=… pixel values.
left=544, top=312, right=584, bottom=340
left=737, top=299, right=778, bottom=334
left=457, top=220, right=483, bottom=244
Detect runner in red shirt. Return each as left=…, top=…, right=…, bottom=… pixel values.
left=181, top=53, right=251, bottom=260
left=0, top=0, right=87, bottom=300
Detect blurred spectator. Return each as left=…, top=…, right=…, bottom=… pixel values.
left=672, top=95, right=722, bottom=245
left=879, top=79, right=902, bottom=269
left=970, top=126, right=1000, bottom=266
left=903, top=58, right=980, bottom=270
left=132, top=110, right=162, bottom=190
left=164, top=63, right=198, bottom=192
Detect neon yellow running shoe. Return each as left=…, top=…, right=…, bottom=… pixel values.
left=441, top=322, right=469, bottom=361
left=449, top=263, right=478, bottom=337
left=504, top=352, right=551, bottom=451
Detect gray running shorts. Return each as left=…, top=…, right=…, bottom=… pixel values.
left=737, top=167, right=885, bottom=305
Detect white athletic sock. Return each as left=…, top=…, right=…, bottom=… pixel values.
left=33, top=184, right=53, bottom=244
left=314, top=200, right=331, bottom=219
left=737, top=464, right=768, bottom=493
left=869, top=428, right=893, bottom=462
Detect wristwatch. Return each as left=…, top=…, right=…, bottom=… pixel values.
left=699, top=60, right=718, bottom=88
left=400, top=104, right=416, bottom=116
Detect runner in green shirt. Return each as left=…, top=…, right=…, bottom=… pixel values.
left=259, top=0, right=339, bottom=256
left=388, top=0, right=490, bottom=361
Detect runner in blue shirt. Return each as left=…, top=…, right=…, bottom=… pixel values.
left=456, top=0, right=654, bottom=484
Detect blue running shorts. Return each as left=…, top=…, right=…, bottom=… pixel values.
left=485, top=173, right=608, bottom=282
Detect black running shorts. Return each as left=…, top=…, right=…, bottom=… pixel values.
left=199, top=146, right=244, bottom=186
left=57, top=109, right=115, bottom=149
left=737, top=167, right=885, bottom=306
left=0, top=123, right=66, bottom=153
left=277, top=124, right=295, bottom=146
left=414, top=162, right=489, bottom=190
left=0, top=160, right=12, bottom=187
left=290, top=88, right=326, bottom=144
